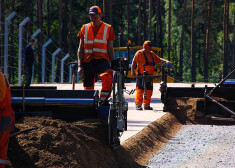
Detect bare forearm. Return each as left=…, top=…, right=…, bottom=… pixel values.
left=77, top=48, right=84, bottom=66
left=77, top=38, right=84, bottom=66
left=108, top=48, right=114, bottom=61
left=131, top=62, right=137, bottom=76
left=107, top=41, right=114, bottom=61
left=160, top=58, right=171, bottom=63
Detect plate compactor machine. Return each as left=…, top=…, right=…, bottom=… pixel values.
left=161, top=68, right=235, bottom=122
left=11, top=58, right=129, bottom=148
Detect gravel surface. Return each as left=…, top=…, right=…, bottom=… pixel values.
left=148, top=125, right=235, bottom=168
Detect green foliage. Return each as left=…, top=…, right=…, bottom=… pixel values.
left=1, top=0, right=234, bottom=83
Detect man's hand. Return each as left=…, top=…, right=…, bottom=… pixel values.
left=166, top=61, right=173, bottom=68
left=131, top=71, right=136, bottom=77
left=78, top=65, right=84, bottom=77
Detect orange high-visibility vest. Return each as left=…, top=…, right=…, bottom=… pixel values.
left=0, top=73, right=12, bottom=112
left=82, top=22, right=111, bottom=63
left=137, top=50, right=156, bottom=74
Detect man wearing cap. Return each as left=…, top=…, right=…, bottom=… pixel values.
left=131, top=41, right=172, bottom=110
left=0, top=72, right=14, bottom=168
left=77, top=6, right=115, bottom=104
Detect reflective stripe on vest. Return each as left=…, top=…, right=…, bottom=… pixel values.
left=93, top=48, right=107, bottom=53
left=84, top=49, right=93, bottom=53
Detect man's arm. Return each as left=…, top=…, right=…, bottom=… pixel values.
left=131, top=61, right=137, bottom=77
left=159, top=57, right=173, bottom=68
left=77, top=38, right=84, bottom=76
left=107, top=41, right=114, bottom=61
left=159, top=58, right=170, bottom=63
left=77, top=38, right=84, bottom=66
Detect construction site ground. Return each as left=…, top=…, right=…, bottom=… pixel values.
left=6, top=82, right=235, bottom=168
left=30, top=82, right=216, bottom=143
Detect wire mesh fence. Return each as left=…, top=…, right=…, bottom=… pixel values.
left=0, top=12, right=74, bottom=85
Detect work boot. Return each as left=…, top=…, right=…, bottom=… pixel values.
left=136, top=106, right=143, bottom=110
left=144, top=105, right=153, bottom=110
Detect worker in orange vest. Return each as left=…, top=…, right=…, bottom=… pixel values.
left=0, top=71, right=14, bottom=168
left=131, top=41, right=173, bottom=110
left=77, top=6, right=115, bottom=104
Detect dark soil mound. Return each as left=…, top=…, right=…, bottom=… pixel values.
left=7, top=117, right=140, bottom=168
left=122, top=113, right=183, bottom=166
left=7, top=98, right=208, bottom=167
left=167, top=97, right=235, bottom=125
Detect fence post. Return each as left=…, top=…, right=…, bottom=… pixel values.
left=51, top=48, right=61, bottom=83
left=69, top=62, right=76, bottom=83
left=18, top=17, right=30, bottom=86
left=30, top=29, right=41, bottom=84
left=41, top=39, right=52, bottom=83
left=4, top=11, right=16, bottom=77
left=69, top=64, right=72, bottom=83
left=31, top=29, right=41, bottom=39
left=60, top=54, right=70, bottom=83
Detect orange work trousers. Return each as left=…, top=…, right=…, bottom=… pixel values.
left=135, top=88, right=153, bottom=107
left=0, top=108, right=14, bottom=168
left=135, top=74, right=153, bottom=107
left=0, top=73, right=14, bottom=168
left=83, top=59, right=113, bottom=102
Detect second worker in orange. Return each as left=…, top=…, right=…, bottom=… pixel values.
left=131, top=41, right=173, bottom=110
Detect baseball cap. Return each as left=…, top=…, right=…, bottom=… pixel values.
left=89, top=6, right=102, bottom=15
left=143, top=41, right=152, bottom=47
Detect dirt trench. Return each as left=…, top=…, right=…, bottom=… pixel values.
left=6, top=97, right=225, bottom=168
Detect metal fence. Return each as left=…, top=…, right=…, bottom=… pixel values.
left=0, top=11, right=75, bottom=86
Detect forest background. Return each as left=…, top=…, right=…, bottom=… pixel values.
left=0, top=0, right=234, bottom=83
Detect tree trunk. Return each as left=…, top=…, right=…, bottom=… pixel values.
left=148, top=0, right=152, bottom=40
left=179, top=0, right=186, bottom=82
left=223, top=0, right=229, bottom=77
left=204, top=0, right=212, bottom=82
left=109, top=0, right=113, bottom=25
left=153, top=2, right=157, bottom=44
left=0, top=0, right=4, bottom=68
left=233, top=7, right=235, bottom=75
left=127, top=0, right=130, bottom=42
left=103, top=0, right=106, bottom=22
left=37, top=0, right=43, bottom=82
left=9, top=0, right=15, bottom=83
left=174, top=42, right=178, bottom=76
left=191, top=0, right=196, bottom=82
left=167, top=0, right=171, bottom=70
left=63, top=0, right=68, bottom=51
left=25, top=0, right=32, bottom=35
left=198, top=43, right=202, bottom=75
left=143, top=0, right=147, bottom=41
left=68, top=0, right=72, bottom=56
left=56, top=0, right=63, bottom=82
left=47, top=0, right=50, bottom=37
left=157, top=0, right=163, bottom=57
left=137, top=0, right=142, bottom=45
